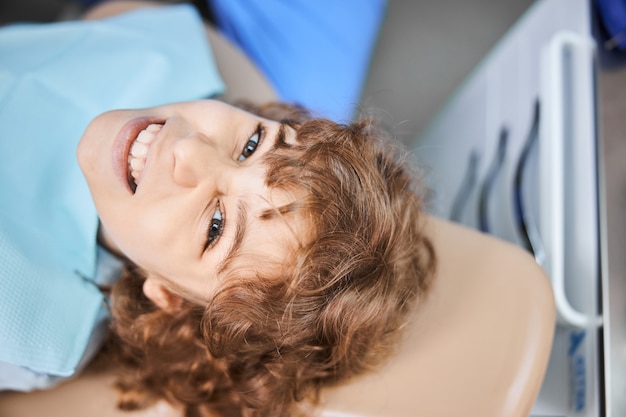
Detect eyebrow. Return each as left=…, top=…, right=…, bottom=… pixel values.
left=217, top=199, right=247, bottom=275
left=271, top=122, right=288, bottom=150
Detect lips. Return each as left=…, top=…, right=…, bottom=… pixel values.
left=113, top=117, right=164, bottom=194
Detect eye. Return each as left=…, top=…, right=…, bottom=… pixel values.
left=238, top=124, right=262, bottom=161
left=204, top=203, right=224, bottom=251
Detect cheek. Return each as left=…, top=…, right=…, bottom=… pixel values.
left=102, top=204, right=175, bottom=267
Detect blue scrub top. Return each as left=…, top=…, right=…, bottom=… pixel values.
left=0, top=4, right=224, bottom=378
left=210, top=0, right=386, bottom=121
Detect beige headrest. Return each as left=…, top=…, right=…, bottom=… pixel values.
left=320, top=217, right=555, bottom=417
left=0, top=218, right=555, bottom=417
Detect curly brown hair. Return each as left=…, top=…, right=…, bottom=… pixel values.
left=107, top=102, right=436, bottom=417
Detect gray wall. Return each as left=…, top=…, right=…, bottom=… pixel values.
left=361, top=0, right=534, bottom=143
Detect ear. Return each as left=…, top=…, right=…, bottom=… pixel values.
left=143, top=277, right=180, bottom=311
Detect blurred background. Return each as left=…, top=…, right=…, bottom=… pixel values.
left=4, top=2, right=626, bottom=415
left=0, top=0, right=534, bottom=143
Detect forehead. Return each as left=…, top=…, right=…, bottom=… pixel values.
left=159, top=181, right=307, bottom=306
left=218, top=187, right=307, bottom=280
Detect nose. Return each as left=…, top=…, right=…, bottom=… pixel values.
left=172, top=133, right=219, bottom=188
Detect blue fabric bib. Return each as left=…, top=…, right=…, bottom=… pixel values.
left=0, top=5, right=224, bottom=376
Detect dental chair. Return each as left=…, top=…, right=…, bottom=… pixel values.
left=0, top=217, right=555, bottom=417
left=320, top=217, right=555, bottom=417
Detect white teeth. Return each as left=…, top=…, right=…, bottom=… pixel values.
left=129, top=157, right=145, bottom=171
left=128, top=123, right=163, bottom=188
left=136, top=128, right=155, bottom=144
left=130, top=141, right=148, bottom=157
left=146, top=124, right=162, bottom=133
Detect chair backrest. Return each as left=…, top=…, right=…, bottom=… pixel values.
left=319, top=217, right=555, bottom=417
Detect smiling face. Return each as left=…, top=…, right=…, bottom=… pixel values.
left=77, top=100, right=304, bottom=302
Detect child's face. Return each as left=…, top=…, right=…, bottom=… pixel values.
left=78, top=100, right=303, bottom=300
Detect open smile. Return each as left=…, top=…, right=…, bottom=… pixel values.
left=127, top=123, right=163, bottom=192
left=113, top=117, right=164, bottom=194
